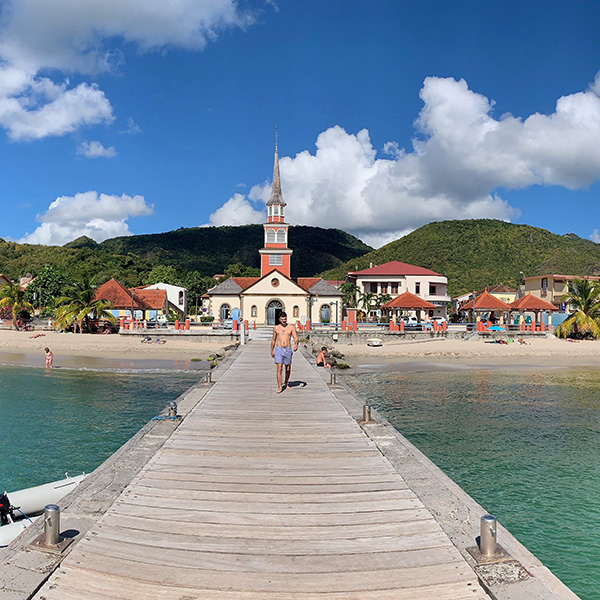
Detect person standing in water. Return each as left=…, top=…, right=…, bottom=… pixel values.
left=271, top=311, right=299, bottom=393
left=44, top=347, right=53, bottom=369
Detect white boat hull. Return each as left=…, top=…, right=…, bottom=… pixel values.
left=1, top=473, right=86, bottom=547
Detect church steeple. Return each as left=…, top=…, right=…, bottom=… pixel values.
left=259, top=138, right=293, bottom=278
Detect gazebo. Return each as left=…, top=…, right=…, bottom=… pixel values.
left=461, top=290, right=512, bottom=324
left=381, top=290, right=436, bottom=322
left=509, top=293, right=558, bottom=327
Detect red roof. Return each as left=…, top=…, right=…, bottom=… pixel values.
left=461, top=290, right=512, bottom=311
left=231, top=277, right=260, bottom=291
left=510, top=293, right=558, bottom=311
left=381, top=291, right=436, bottom=310
left=349, top=261, right=443, bottom=277
left=296, top=277, right=321, bottom=292
left=94, top=279, right=167, bottom=310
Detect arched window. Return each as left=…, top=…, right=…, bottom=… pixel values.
left=276, top=229, right=286, bottom=243
left=273, top=205, right=279, bottom=216
left=178, top=291, right=184, bottom=305
left=219, top=304, right=231, bottom=321
left=266, top=228, right=276, bottom=243
left=320, top=304, right=331, bottom=323
left=293, top=305, right=299, bottom=318
left=251, top=305, right=257, bottom=317
left=268, top=206, right=272, bottom=217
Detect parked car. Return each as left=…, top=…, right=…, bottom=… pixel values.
left=431, top=316, right=447, bottom=323
left=147, top=317, right=168, bottom=329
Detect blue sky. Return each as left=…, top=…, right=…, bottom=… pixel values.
left=0, top=0, right=599, bottom=248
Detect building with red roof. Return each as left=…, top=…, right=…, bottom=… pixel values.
left=347, top=261, right=450, bottom=319
left=205, top=144, right=342, bottom=325
left=94, top=279, right=172, bottom=320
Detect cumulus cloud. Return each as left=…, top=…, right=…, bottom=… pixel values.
left=206, top=193, right=265, bottom=227
left=0, top=1, right=251, bottom=140
left=76, top=140, right=117, bottom=158
left=18, top=191, right=153, bottom=245
left=208, top=74, right=600, bottom=247
left=591, top=229, right=600, bottom=244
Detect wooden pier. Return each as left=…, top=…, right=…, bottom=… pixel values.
left=33, top=342, right=488, bottom=599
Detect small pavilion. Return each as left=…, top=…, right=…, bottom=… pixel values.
left=461, top=290, right=512, bottom=324
left=381, top=290, right=436, bottom=321
left=509, top=293, right=558, bottom=326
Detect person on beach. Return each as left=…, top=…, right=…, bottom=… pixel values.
left=44, top=347, right=53, bottom=369
left=316, top=346, right=331, bottom=369
left=271, top=311, right=299, bottom=393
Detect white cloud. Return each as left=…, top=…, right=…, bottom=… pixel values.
left=18, top=191, right=153, bottom=245
left=77, top=140, right=117, bottom=158
left=0, top=1, right=252, bottom=141
left=0, top=0, right=252, bottom=73
left=119, top=116, right=141, bottom=135
left=206, top=193, right=264, bottom=227
left=591, top=229, right=600, bottom=243
left=208, top=73, right=600, bottom=247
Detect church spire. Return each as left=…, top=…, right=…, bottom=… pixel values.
left=267, top=142, right=286, bottom=207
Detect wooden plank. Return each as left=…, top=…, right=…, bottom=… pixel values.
left=32, top=341, right=487, bottom=600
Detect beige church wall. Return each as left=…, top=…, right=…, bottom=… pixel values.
left=241, top=293, right=309, bottom=325
left=309, top=295, right=343, bottom=323
left=211, top=294, right=241, bottom=320
left=244, top=273, right=304, bottom=296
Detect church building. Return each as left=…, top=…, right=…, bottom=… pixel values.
left=206, top=144, right=342, bottom=326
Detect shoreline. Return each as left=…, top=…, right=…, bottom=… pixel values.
left=326, top=336, right=600, bottom=370
left=0, top=329, right=235, bottom=371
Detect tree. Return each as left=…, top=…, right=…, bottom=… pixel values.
left=0, top=282, right=35, bottom=327
left=220, top=262, right=260, bottom=281
left=184, top=271, right=216, bottom=314
left=23, top=266, right=72, bottom=310
left=340, top=282, right=360, bottom=308
left=359, top=291, right=376, bottom=322
left=144, top=265, right=180, bottom=286
left=555, top=279, right=600, bottom=339
left=54, top=277, right=116, bottom=333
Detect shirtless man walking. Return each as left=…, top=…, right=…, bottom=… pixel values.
left=271, top=311, right=299, bottom=393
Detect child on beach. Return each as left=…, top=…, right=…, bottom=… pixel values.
left=316, top=347, right=331, bottom=369
left=44, top=347, right=53, bottom=369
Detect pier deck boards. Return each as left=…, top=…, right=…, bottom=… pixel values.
left=34, top=343, right=487, bottom=599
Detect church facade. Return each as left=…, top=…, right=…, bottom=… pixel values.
left=205, top=145, right=342, bottom=326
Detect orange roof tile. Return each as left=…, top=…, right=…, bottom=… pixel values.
left=134, top=288, right=167, bottom=309
left=461, top=290, right=512, bottom=311
left=510, top=293, right=558, bottom=311
left=231, top=277, right=260, bottom=290
left=381, top=291, right=436, bottom=310
left=296, top=278, right=321, bottom=292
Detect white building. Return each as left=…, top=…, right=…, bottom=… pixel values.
left=348, top=261, right=451, bottom=318
left=144, top=283, right=187, bottom=316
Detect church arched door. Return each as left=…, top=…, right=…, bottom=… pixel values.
left=267, top=300, right=283, bottom=326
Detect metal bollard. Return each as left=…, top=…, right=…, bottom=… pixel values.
left=329, top=372, right=337, bottom=385
left=480, top=514, right=497, bottom=556
left=168, top=402, right=177, bottom=417
left=363, top=404, right=373, bottom=423
left=44, top=504, right=60, bottom=546
left=205, top=372, right=212, bottom=384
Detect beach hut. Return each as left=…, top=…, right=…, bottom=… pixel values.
left=461, top=290, right=512, bottom=326
left=381, top=290, right=436, bottom=322
left=509, top=293, right=558, bottom=330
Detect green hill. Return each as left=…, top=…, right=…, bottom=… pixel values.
left=0, top=225, right=372, bottom=286
left=320, top=219, right=600, bottom=297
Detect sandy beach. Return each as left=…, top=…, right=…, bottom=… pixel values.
left=0, top=329, right=232, bottom=369
left=330, top=335, right=600, bottom=368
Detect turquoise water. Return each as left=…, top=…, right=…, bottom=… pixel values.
left=0, top=365, right=201, bottom=493
left=344, top=367, right=600, bottom=600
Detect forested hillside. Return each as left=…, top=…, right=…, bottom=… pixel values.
left=320, top=220, right=600, bottom=296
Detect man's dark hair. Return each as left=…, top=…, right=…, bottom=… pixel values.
left=321, top=346, right=327, bottom=351
left=279, top=311, right=287, bottom=319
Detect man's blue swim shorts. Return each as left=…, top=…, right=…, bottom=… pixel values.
left=274, top=346, right=293, bottom=365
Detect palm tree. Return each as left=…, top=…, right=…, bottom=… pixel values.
left=340, top=282, right=360, bottom=309
left=555, top=279, right=600, bottom=339
left=359, top=291, right=376, bottom=322
left=54, top=277, right=115, bottom=333
left=0, top=281, right=35, bottom=328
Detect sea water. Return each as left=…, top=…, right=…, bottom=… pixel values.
left=344, top=366, right=600, bottom=600
left=0, top=365, right=201, bottom=493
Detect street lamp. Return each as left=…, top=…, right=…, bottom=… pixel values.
left=329, top=301, right=339, bottom=330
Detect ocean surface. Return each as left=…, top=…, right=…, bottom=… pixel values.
left=344, top=365, right=600, bottom=600
left=1, top=364, right=202, bottom=493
